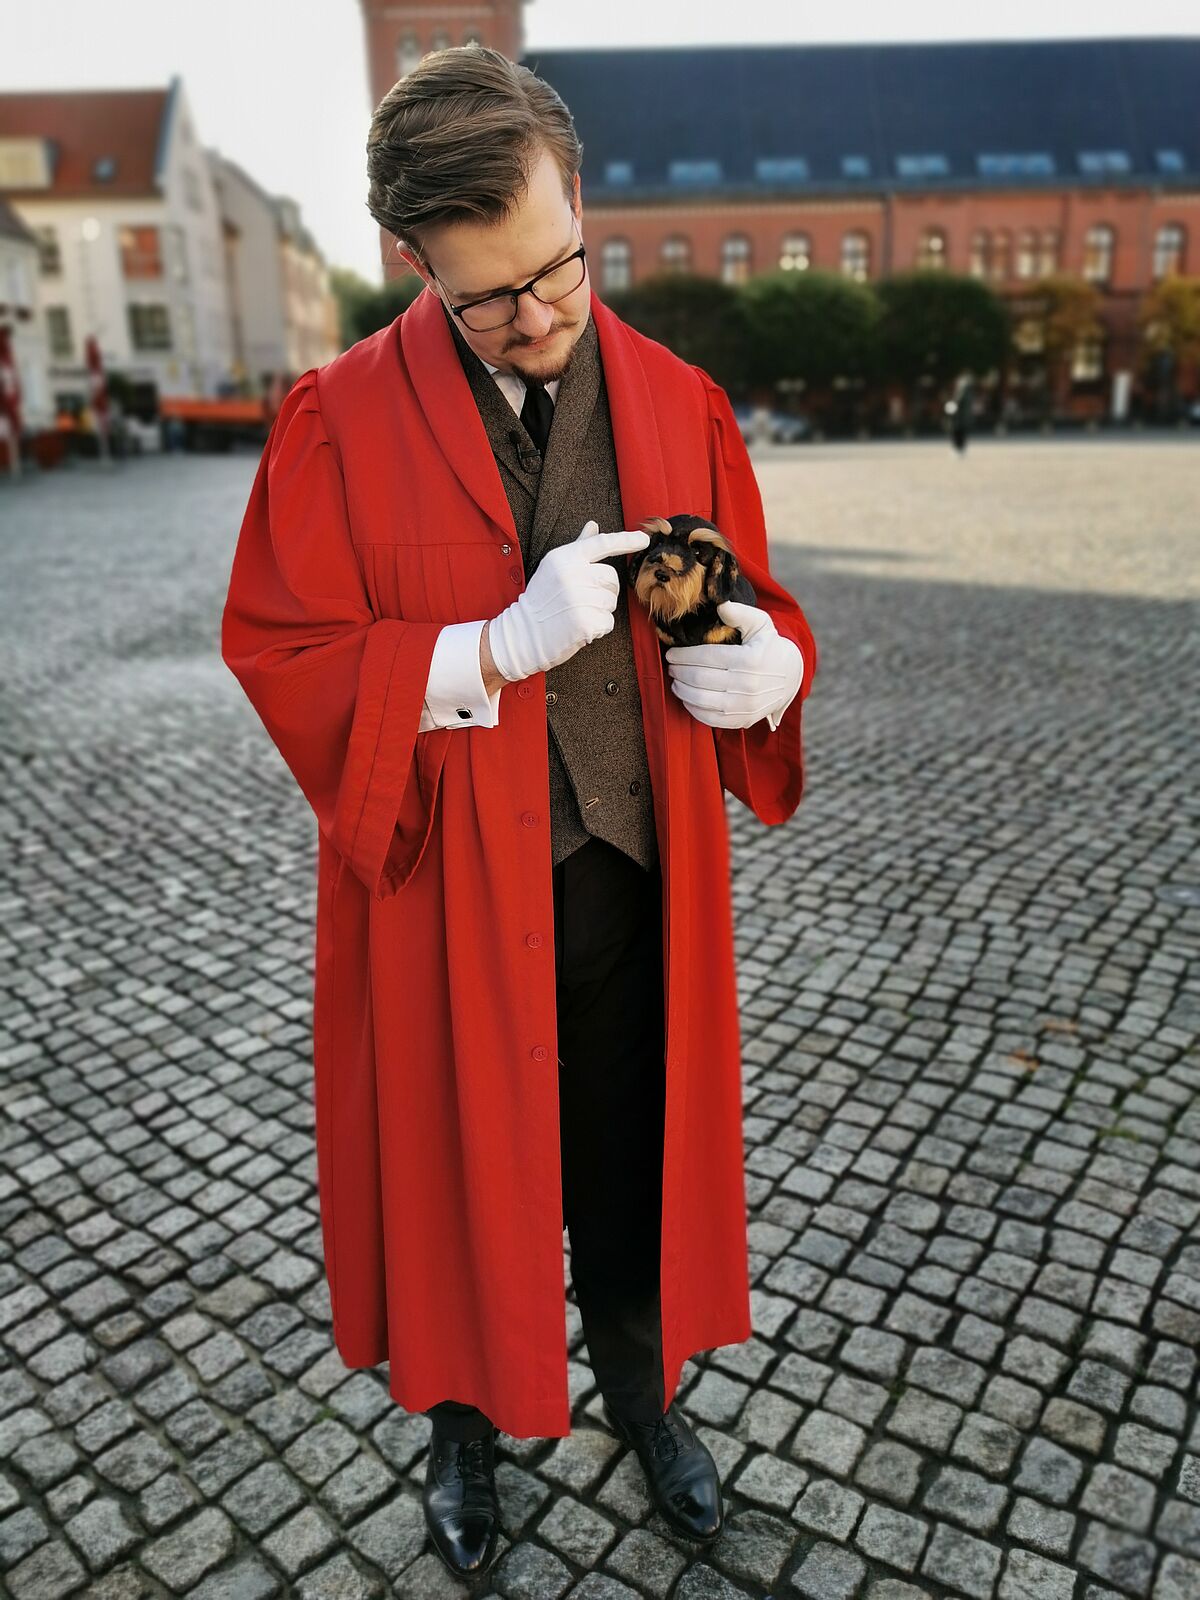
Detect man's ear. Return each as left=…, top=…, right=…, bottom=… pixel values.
left=396, top=246, right=432, bottom=285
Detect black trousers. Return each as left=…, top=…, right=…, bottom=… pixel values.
left=427, top=833, right=668, bottom=1441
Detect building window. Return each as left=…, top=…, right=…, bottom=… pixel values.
left=1083, top=224, right=1115, bottom=283
left=660, top=235, right=692, bottom=272
left=1155, top=149, right=1185, bottom=175
left=462, top=31, right=481, bottom=44
left=430, top=30, right=450, bottom=49
left=841, top=231, right=869, bottom=281
left=1078, top=151, right=1131, bottom=176
left=128, top=303, right=172, bottom=351
left=119, top=225, right=163, bottom=279
left=166, top=224, right=189, bottom=284
left=977, top=152, right=1055, bottom=178
left=1015, top=229, right=1039, bottom=279
left=756, top=157, right=809, bottom=184
left=36, top=225, right=61, bottom=276
left=841, top=155, right=871, bottom=179
left=1013, top=317, right=1045, bottom=355
left=1070, top=336, right=1104, bottom=382
left=47, top=306, right=72, bottom=359
left=780, top=232, right=811, bottom=271
left=397, top=32, right=421, bottom=75
left=670, top=160, right=722, bottom=186
left=991, top=229, right=1011, bottom=281
left=605, top=161, right=633, bottom=185
left=916, top=227, right=947, bottom=269
left=601, top=238, right=632, bottom=292
left=897, top=154, right=949, bottom=179
left=1153, top=223, right=1186, bottom=279
left=1038, top=229, right=1060, bottom=276
left=968, top=229, right=989, bottom=277
left=721, top=234, right=752, bottom=285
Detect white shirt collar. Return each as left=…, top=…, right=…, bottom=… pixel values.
left=481, top=356, right=561, bottom=418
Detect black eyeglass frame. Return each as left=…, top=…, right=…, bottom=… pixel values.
left=433, top=221, right=587, bottom=330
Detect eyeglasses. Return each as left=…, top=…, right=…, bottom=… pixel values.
left=435, top=220, right=587, bottom=332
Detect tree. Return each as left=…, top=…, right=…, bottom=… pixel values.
left=1137, top=275, right=1200, bottom=418
left=1028, top=276, right=1104, bottom=419
left=740, top=269, right=879, bottom=392
left=330, top=265, right=424, bottom=348
left=874, top=271, right=1010, bottom=422
left=604, top=274, right=748, bottom=391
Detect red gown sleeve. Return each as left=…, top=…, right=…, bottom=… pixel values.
left=693, top=365, right=820, bottom=825
left=221, top=368, right=450, bottom=898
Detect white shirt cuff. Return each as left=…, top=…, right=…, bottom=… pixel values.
left=419, top=619, right=503, bottom=731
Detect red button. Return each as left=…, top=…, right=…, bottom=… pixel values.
left=526, top=932, right=543, bottom=948
left=509, top=566, right=523, bottom=584
left=518, top=683, right=533, bottom=699
left=521, top=811, right=538, bottom=827
left=531, top=1045, right=548, bottom=1061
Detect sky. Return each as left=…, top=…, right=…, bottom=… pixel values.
left=3, top=1, right=1198, bottom=285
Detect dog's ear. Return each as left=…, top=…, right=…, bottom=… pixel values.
left=638, top=516, right=673, bottom=540
left=687, top=524, right=734, bottom=565
left=691, top=528, right=748, bottom=601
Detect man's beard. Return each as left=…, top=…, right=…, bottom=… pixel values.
left=508, top=321, right=579, bottom=385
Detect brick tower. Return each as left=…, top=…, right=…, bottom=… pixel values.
left=359, top=0, right=526, bottom=276
left=359, top=0, right=525, bottom=113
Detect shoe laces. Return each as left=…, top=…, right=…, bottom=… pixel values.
left=454, top=1434, right=488, bottom=1481
left=650, top=1414, right=681, bottom=1462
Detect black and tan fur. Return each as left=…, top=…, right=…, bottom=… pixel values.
left=626, top=514, right=757, bottom=648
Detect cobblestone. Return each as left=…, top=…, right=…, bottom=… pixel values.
left=2, top=441, right=1198, bottom=1594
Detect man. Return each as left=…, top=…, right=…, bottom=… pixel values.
left=222, top=44, right=817, bottom=1579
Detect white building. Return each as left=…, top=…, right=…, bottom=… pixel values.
left=0, top=195, right=52, bottom=431
left=209, top=152, right=340, bottom=392
left=0, top=76, right=235, bottom=405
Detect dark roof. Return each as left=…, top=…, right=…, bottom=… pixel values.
left=520, top=36, right=1199, bottom=201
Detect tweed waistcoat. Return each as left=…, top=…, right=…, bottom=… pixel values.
left=443, top=304, right=658, bottom=871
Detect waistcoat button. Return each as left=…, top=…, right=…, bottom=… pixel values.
left=525, top=932, right=543, bottom=948
left=531, top=1045, right=548, bottom=1061
left=500, top=542, right=512, bottom=555
left=546, top=690, right=557, bottom=705
left=604, top=679, right=619, bottom=695
left=521, top=811, right=538, bottom=827
left=629, top=780, right=641, bottom=794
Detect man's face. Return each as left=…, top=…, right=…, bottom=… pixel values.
left=399, top=144, right=590, bottom=384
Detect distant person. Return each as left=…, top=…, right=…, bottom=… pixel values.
left=947, top=374, right=975, bottom=454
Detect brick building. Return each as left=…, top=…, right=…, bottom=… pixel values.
left=359, top=10, right=1198, bottom=421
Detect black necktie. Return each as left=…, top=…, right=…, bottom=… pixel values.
left=520, top=378, right=554, bottom=457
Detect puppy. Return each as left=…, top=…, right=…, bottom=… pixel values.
left=626, top=514, right=757, bottom=648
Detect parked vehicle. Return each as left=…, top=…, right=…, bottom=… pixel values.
left=158, top=395, right=273, bottom=452
left=730, top=404, right=811, bottom=444
left=1188, top=398, right=1200, bottom=426
left=768, top=410, right=811, bottom=443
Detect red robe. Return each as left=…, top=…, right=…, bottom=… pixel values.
left=221, top=284, right=819, bottom=1438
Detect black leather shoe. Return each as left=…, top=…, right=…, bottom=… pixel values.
left=422, top=1422, right=502, bottom=1577
left=603, top=1399, right=723, bottom=1542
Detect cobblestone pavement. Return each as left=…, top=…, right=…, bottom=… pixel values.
left=1, top=439, right=1197, bottom=1599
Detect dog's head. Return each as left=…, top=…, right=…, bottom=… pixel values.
left=627, top=514, right=743, bottom=623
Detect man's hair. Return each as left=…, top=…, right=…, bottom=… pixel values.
left=365, top=44, right=583, bottom=272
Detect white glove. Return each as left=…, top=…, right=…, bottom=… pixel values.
left=665, top=599, right=804, bottom=730
left=487, top=519, right=651, bottom=682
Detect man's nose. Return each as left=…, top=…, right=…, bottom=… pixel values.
left=512, top=295, right=555, bottom=338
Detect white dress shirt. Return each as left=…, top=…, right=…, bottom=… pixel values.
left=418, top=361, right=561, bottom=732
left=418, top=361, right=797, bottom=733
